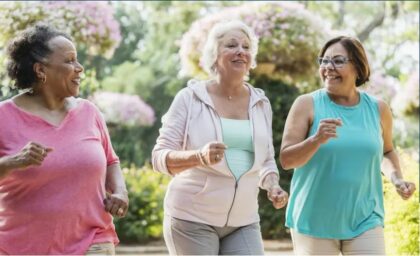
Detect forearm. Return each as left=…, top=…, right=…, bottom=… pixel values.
left=106, top=163, right=128, bottom=194
left=280, top=135, right=322, bottom=170
left=381, top=150, right=404, bottom=184
left=261, top=172, right=280, bottom=191
left=0, top=155, right=19, bottom=179
left=166, top=150, right=202, bottom=175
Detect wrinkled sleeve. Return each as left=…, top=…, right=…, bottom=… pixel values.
left=258, top=100, right=279, bottom=188
left=152, top=88, right=191, bottom=176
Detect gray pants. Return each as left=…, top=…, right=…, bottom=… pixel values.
left=163, top=215, right=264, bottom=255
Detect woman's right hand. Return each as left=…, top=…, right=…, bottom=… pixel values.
left=198, top=141, right=227, bottom=166
left=11, top=142, right=53, bottom=169
left=313, top=118, right=342, bottom=144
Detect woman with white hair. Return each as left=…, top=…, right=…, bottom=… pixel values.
left=152, top=20, right=288, bottom=255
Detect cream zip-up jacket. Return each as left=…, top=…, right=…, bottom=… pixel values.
left=152, top=79, right=279, bottom=227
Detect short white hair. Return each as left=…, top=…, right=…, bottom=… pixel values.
left=201, top=20, right=259, bottom=78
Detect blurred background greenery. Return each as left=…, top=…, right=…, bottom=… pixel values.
left=0, top=1, right=418, bottom=254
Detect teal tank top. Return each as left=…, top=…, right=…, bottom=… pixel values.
left=285, top=89, right=384, bottom=239
left=220, top=118, right=254, bottom=180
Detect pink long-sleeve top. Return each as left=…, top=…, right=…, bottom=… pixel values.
left=0, top=98, right=119, bottom=254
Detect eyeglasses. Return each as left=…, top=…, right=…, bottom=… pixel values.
left=317, top=56, right=351, bottom=69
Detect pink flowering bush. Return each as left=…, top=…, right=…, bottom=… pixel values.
left=361, top=71, right=399, bottom=104
left=179, top=2, right=330, bottom=84
left=0, top=1, right=121, bottom=58
left=90, top=91, right=155, bottom=127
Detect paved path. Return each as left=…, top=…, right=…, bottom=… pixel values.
left=116, top=239, right=293, bottom=255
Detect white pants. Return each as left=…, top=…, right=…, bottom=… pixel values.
left=291, top=226, right=385, bottom=255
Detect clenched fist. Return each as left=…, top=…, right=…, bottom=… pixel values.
left=12, top=141, right=53, bottom=170
left=314, top=118, right=342, bottom=144
left=267, top=185, right=289, bottom=209
left=197, top=141, right=227, bottom=166
left=394, top=179, right=416, bottom=200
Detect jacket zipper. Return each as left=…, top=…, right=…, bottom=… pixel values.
left=211, top=108, right=238, bottom=226
left=207, top=91, right=261, bottom=226
left=224, top=181, right=238, bottom=226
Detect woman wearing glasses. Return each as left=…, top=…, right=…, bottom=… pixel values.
left=280, top=36, right=416, bottom=254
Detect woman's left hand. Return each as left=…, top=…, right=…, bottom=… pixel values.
left=267, top=185, right=289, bottom=209
left=394, top=179, right=416, bottom=200
left=104, top=191, right=129, bottom=218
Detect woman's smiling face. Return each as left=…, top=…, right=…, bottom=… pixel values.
left=319, top=42, right=358, bottom=92
left=215, top=29, right=252, bottom=78
left=42, top=36, right=84, bottom=98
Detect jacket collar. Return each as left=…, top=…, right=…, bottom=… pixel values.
left=186, top=79, right=268, bottom=109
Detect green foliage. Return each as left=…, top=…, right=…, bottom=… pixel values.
left=82, top=2, right=147, bottom=80
left=250, top=75, right=300, bottom=238
left=393, top=117, right=419, bottom=151
left=383, top=150, right=419, bottom=255
left=0, top=2, right=121, bottom=57
left=109, top=125, right=156, bottom=168
left=101, top=62, right=154, bottom=99
left=114, top=165, right=170, bottom=243
left=79, top=69, right=100, bottom=99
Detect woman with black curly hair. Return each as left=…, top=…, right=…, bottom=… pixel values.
left=0, top=24, right=128, bottom=255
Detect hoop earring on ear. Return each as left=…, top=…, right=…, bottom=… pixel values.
left=41, top=76, right=46, bottom=84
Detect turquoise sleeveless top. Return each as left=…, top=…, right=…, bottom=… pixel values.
left=220, top=118, right=254, bottom=180
left=285, top=89, right=384, bottom=239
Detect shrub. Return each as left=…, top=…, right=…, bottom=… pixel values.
left=250, top=75, right=299, bottom=239
left=0, top=2, right=121, bottom=58
left=89, top=91, right=155, bottom=127
left=114, top=165, right=170, bottom=243
left=383, top=149, right=419, bottom=255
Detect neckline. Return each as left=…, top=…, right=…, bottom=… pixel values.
left=220, top=117, right=250, bottom=121
left=8, top=98, right=83, bottom=129
left=324, top=89, right=363, bottom=110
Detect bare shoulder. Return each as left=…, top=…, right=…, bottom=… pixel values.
left=291, top=94, right=314, bottom=121
left=293, top=94, right=313, bottom=108
left=376, top=98, right=392, bottom=120
left=376, top=98, right=389, bottom=111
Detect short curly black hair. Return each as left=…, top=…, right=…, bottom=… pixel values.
left=6, top=24, right=72, bottom=89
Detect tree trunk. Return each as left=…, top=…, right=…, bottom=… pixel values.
left=336, top=1, right=345, bottom=28
left=357, top=2, right=386, bottom=42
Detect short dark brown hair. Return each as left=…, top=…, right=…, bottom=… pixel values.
left=319, top=36, right=370, bottom=87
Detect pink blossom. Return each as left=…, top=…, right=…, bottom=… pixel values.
left=0, top=1, right=121, bottom=58
left=362, top=72, right=399, bottom=103
left=89, top=92, right=156, bottom=127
